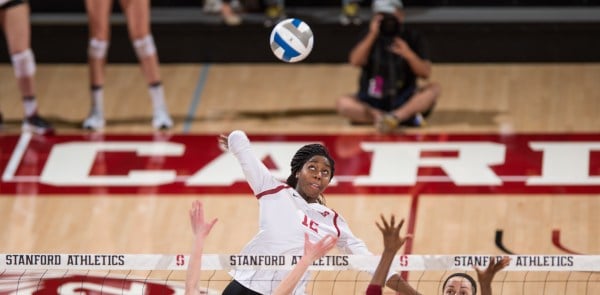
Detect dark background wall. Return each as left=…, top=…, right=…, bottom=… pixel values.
left=1, top=1, right=599, bottom=63
left=26, top=0, right=600, bottom=11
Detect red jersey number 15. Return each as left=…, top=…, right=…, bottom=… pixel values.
left=302, top=214, right=319, bottom=233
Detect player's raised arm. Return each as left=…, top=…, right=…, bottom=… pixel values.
left=272, top=234, right=337, bottom=295
left=218, top=130, right=279, bottom=195
left=185, top=200, right=217, bottom=295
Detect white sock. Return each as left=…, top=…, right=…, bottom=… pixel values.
left=91, top=87, right=104, bottom=115
left=149, top=83, right=167, bottom=111
left=23, top=97, right=37, bottom=118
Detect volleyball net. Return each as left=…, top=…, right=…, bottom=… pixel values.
left=1, top=254, right=599, bottom=294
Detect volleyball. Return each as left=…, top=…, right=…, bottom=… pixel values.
left=269, top=18, right=314, bottom=63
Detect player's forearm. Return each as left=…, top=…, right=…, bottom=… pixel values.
left=479, top=280, right=493, bottom=295
left=185, top=238, right=205, bottom=295
left=349, top=33, right=377, bottom=67
left=404, top=52, right=431, bottom=78
left=228, top=130, right=273, bottom=194
left=272, top=257, right=312, bottom=295
left=370, top=250, right=396, bottom=286
left=385, top=273, right=423, bottom=295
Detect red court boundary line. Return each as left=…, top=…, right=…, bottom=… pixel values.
left=552, top=229, right=582, bottom=255
left=404, top=193, right=419, bottom=256
left=399, top=189, right=421, bottom=286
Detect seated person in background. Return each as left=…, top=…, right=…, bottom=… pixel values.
left=215, top=0, right=364, bottom=27
left=336, top=0, right=441, bottom=133
left=203, top=0, right=242, bottom=26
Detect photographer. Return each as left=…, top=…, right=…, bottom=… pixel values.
left=336, top=0, right=441, bottom=133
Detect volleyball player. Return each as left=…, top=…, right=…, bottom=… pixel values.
left=386, top=256, right=511, bottom=295
left=272, top=214, right=409, bottom=295
left=182, top=199, right=336, bottom=295
left=366, top=214, right=410, bottom=295
left=1, top=0, right=53, bottom=134
left=218, top=130, right=406, bottom=295
left=83, top=0, right=173, bottom=130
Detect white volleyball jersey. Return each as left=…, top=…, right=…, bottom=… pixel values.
left=227, top=131, right=372, bottom=295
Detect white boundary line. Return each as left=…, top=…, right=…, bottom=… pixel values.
left=2, top=132, right=32, bottom=182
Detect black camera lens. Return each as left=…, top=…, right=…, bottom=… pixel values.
left=379, top=13, right=400, bottom=37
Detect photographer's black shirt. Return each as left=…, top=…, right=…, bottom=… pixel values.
left=357, top=27, right=429, bottom=109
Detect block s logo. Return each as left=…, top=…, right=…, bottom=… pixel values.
left=176, top=254, right=185, bottom=266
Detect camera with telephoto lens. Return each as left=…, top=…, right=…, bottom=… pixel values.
left=379, top=13, right=401, bottom=37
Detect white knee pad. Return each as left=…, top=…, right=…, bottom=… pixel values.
left=11, top=49, right=36, bottom=78
left=88, top=38, right=109, bottom=59
left=133, top=35, right=157, bottom=59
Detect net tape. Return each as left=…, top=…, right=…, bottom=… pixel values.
left=2, top=254, right=599, bottom=272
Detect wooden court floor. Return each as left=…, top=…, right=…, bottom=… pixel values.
left=0, top=63, right=599, bottom=294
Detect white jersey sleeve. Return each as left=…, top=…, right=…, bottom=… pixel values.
left=228, top=130, right=283, bottom=195
left=336, top=212, right=398, bottom=281
left=335, top=212, right=372, bottom=255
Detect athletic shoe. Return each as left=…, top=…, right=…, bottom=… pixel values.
left=223, top=12, right=242, bottom=26
left=376, top=113, right=400, bottom=134
left=203, top=0, right=222, bottom=13
left=264, top=5, right=285, bottom=27
left=22, top=114, right=54, bottom=135
left=411, top=113, right=426, bottom=127
left=221, top=2, right=242, bottom=26
left=340, top=3, right=362, bottom=25
left=152, top=108, right=173, bottom=130
left=82, top=112, right=105, bottom=130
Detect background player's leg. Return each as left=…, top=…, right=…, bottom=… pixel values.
left=121, top=0, right=173, bottom=129
left=3, top=2, right=53, bottom=134
left=83, top=0, right=112, bottom=130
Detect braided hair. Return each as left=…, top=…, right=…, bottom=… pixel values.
left=286, top=144, right=335, bottom=205
left=442, top=273, right=477, bottom=295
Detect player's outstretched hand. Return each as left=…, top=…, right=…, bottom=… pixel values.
left=303, top=233, right=338, bottom=262
left=189, top=200, right=218, bottom=238
left=218, top=134, right=229, bottom=152
left=376, top=214, right=411, bottom=254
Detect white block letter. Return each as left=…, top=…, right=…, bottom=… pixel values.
left=355, top=142, right=505, bottom=186
left=186, top=142, right=307, bottom=186
left=41, top=142, right=184, bottom=186
left=527, top=142, right=600, bottom=185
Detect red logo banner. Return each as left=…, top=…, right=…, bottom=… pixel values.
left=1, top=133, right=599, bottom=195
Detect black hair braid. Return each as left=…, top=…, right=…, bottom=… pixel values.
left=286, top=144, right=336, bottom=203
left=442, top=273, right=477, bottom=295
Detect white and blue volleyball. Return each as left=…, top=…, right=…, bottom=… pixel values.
left=269, top=18, right=314, bottom=63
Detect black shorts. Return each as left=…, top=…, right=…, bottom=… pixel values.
left=357, top=85, right=434, bottom=126
left=0, top=0, right=25, bottom=10
left=222, top=280, right=263, bottom=295
left=358, top=85, right=417, bottom=111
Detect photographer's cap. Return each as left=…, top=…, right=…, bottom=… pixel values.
left=372, top=0, right=403, bottom=13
